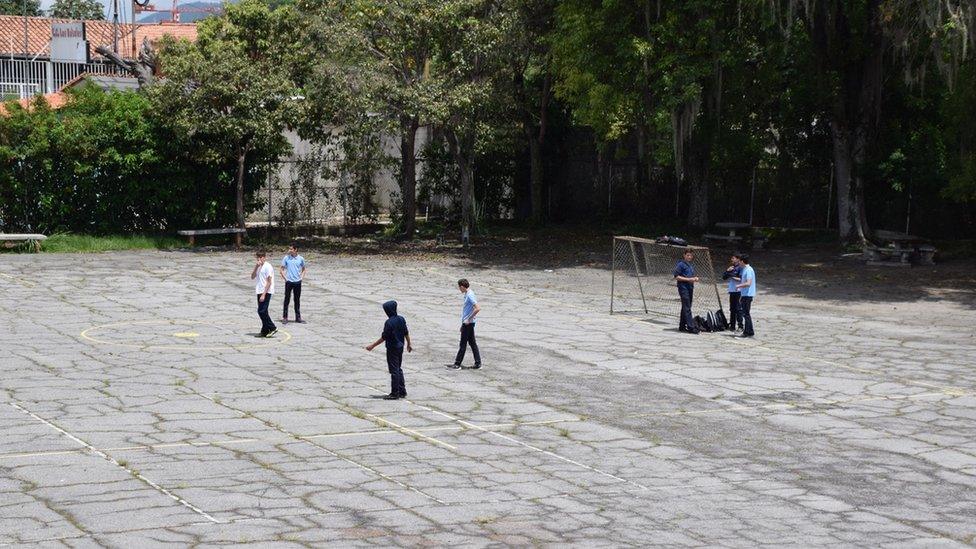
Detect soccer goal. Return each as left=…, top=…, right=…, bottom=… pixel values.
left=610, top=236, right=724, bottom=321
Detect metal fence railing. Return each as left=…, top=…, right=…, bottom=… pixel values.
left=0, top=57, right=124, bottom=99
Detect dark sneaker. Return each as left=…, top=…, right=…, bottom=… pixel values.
left=266, top=328, right=278, bottom=338
left=471, top=364, right=482, bottom=370
left=295, top=318, right=306, bottom=324
left=383, top=393, right=400, bottom=400
left=446, top=363, right=462, bottom=370
left=281, top=317, right=288, bottom=323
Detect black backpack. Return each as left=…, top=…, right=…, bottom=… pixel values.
left=694, top=315, right=712, bottom=333
left=712, top=310, right=729, bottom=331
left=707, top=311, right=723, bottom=332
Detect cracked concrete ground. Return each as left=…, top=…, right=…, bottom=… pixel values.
left=1, top=249, right=975, bottom=547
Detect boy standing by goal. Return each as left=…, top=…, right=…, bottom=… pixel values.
left=736, top=254, right=757, bottom=337
left=673, top=248, right=700, bottom=334
left=251, top=251, right=277, bottom=337
left=722, top=253, right=744, bottom=331
left=448, top=279, right=481, bottom=369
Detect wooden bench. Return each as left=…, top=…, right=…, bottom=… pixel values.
left=178, top=228, right=246, bottom=248
left=0, top=233, right=48, bottom=252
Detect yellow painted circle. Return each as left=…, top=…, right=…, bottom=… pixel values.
left=80, top=320, right=291, bottom=351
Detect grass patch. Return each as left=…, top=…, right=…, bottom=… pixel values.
left=38, top=234, right=182, bottom=253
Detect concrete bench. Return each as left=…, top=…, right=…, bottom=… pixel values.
left=703, top=233, right=744, bottom=245
left=864, top=245, right=911, bottom=266
left=0, top=233, right=47, bottom=252
left=178, top=228, right=246, bottom=248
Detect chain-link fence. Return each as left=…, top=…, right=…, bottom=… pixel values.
left=610, top=236, right=724, bottom=321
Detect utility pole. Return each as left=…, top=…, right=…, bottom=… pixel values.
left=23, top=0, right=29, bottom=56
left=112, top=0, right=120, bottom=53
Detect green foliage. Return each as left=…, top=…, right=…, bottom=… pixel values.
left=0, top=0, right=40, bottom=16
left=0, top=87, right=234, bottom=234
left=38, top=234, right=182, bottom=253
left=49, top=0, right=104, bottom=19
left=149, top=0, right=297, bottom=228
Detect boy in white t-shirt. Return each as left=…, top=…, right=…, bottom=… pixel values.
left=250, top=251, right=277, bottom=337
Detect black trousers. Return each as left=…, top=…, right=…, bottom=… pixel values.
left=257, top=295, right=276, bottom=334
left=678, top=286, right=696, bottom=332
left=386, top=347, right=406, bottom=396
left=455, top=323, right=481, bottom=366
left=283, top=280, right=302, bottom=318
left=740, top=296, right=755, bottom=336
left=728, top=291, right=742, bottom=330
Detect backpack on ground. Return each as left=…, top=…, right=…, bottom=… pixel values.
left=694, top=315, right=712, bottom=333
left=714, top=309, right=729, bottom=331
left=707, top=311, right=724, bottom=332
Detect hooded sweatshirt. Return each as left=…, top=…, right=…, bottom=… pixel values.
left=381, top=300, right=409, bottom=350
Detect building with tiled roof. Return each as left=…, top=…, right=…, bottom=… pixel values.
left=0, top=15, right=196, bottom=100
left=0, top=15, right=197, bottom=60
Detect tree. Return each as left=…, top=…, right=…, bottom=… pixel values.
left=506, top=0, right=555, bottom=223
left=302, top=0, right=446, bottom=239
left=551, top=0, right=748, bottom=228
left=430, top=0, right=513, bottom=242
left=767, top=0, right=976, bottom=243
left=0, top=0, right=41, bottom=16
left=49, top=0, right=104, bottom=19
left=149, top=0, right=296, bottom=230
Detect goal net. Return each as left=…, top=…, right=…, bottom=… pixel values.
left=610, top=236, right=724, bottom=321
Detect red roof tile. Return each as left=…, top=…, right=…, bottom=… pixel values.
left=0, top=15, right=197, bottom=60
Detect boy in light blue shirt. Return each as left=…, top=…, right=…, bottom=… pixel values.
left=279, top=243, right=307, bottom=323
left=721, top=253, right=744, bottom=331
left=448, top=278, right=481, bottom=369
left=735, top=254, right=757, bottom=337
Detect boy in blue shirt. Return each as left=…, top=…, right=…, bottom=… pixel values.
left=279, top=243, right=307, bottom=324
left=735, top=254, right=757, bottom=337
left=722, top=253, right=744, bottom=331
left=365, top=300, right=413, bottom=400
left=673, top=249, right=700, bottom=334
left=448, top=278, right=481, bottom=369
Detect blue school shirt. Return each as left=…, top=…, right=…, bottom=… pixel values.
left=673, top=260, right=695, bottom=291
left=740, top=265, right=757, bottom=297
left=281, top=254, right=306, bottom=283
left=461, top=289, right=478, bottom=324
left=727, top=265, right=742, bottom=293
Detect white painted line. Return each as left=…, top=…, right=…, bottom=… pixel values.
left=9, top=402, right=221, bottom=524
left=0, top=420, right=583, bottom=462
left=194, top=392, right=447, bottom=505
left=355, top=411, right=457, bottom=451
left=358, top=383, right=649, bottom=491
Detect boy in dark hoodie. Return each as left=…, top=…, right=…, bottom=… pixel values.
left=365, top=301, right=413, bottom=400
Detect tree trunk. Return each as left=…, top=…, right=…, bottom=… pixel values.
left=685, top=145, right=709, bottom=229
left=235, top=148, right=247, bottom=230
left=447, top=130, right=476, bottom=245
left=399, top=117, right=419, bottom=238
left=528, top=137, right=543, bottom=223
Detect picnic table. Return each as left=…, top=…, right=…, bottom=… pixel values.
left=704, top=223, right=768, bottom=250
left=177, top=228, right=246, bottom=248
left=866, top=230, right=936, bottom=265
left=714, top=222, right=752, bottom=237
left=0, top=233, right=47, bottom=252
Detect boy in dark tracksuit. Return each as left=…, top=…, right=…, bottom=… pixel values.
left=673, top=249, right=700, bottom=334
left=365, top=301, right=413, bottom=400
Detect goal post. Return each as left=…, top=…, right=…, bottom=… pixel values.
left=610, top=236, right=724, bottom=321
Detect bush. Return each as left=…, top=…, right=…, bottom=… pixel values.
left=0, top=86, right=257, bottom=235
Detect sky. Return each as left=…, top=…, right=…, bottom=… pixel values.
left=38, top=0, right=218, bottom=22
